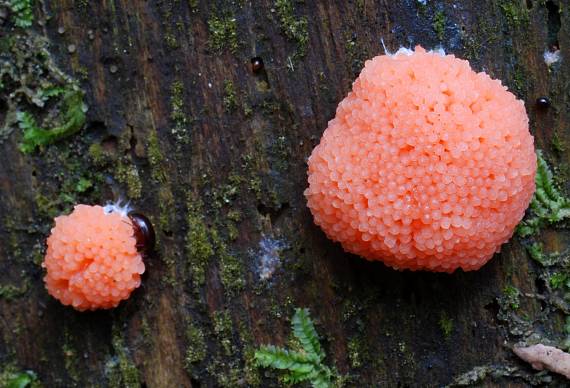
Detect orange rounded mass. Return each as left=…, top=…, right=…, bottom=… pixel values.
left=42, top=204, right=145, bottom=310
left=305, top=46, right=536, bottom=272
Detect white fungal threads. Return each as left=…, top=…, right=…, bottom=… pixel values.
left=543, top=49, right=561, bottom=66
left=103, top=199, right=132, bottom=218
left=257, top=236, right=287, bottom=281
left=380, top=39, right=445, bottom=58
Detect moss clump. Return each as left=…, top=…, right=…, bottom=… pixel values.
left=348, top=336, right=363, bottom=368
left=8, top=0, right=34, bottom=28
left=0, top=366, right=40, bottom=388
left=88, top=142, right=106, bottom=165
left=185, top=322, right=207, bottom=365
left=147, top=129, right=167, bottom=183
left=213, top=310, right=234, bottom=356
left=109, top=325, right=140, bottom=388
left=0, top=281, right=28, bottom=301
left=186, top=199, right=214, bottom=288
left=275, top=0, right=309, bottom=58
left=502, top=285, right=520, bottom=310
left=438, top=312, right=454, bottom=339
left=500, top=1, right=529, bottom=29
left=433, top=10, right=446, bottom=41
left=208, top=14, right=238, bottom=53
left=552, top=130, right=566, bottom=154
left=211, top=228, right=244, bottom=297
left=18, top=89, right=87, bottom=153
left=115, top=161, right=142, bottom=199
left=223, top=80, right=237, bottom=112
left=164, top=32, right=179, bottom=50
left=170, top=80, right=190, bottom=143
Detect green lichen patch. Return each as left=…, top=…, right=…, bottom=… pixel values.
left=107, top=325, right=140, bottom=388
left=170, top=80, right=190, bottom=144
left=185, top=198, right=214, bottom=288
left=0, top=280, right=28, bottom=301
left=115, top=160, right=142, bottom=199
left=211, top=228, right=245, bottom=297
left=438, top=312, right=454, bottom=339
left=147, top=129, right=167, bottom=183
left=213, top=310, right=234, bottom=356
left=274, top=0, right=309, bottom=58
left=500, top=1, right=529, bottom=29
left=223, top=80, right=237, bottom=112
left=17, top=89, right=86, bottom=154
left=185, top=322, right=207, bottom=365
left=502, top=285, right=521, bottom=310
left=517, top=151, right=570, bottom=237
left=433, top=10, right=446, bottom=41
left=552, top=130, right=566, bottom=154
left=208, top=14, right=238, bottom=54
left=0, top=29, right=87, bottom=152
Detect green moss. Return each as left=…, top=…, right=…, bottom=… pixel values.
left=223, top=80, right=237, bottom=112
left=274, top=0, right=308, bottom=58
left=186, top=199, right=214, bottom=288
left=62, top=331, right=80, bottom=383
left=110, top=325, right=140, bottom=388
left=115, top=161, right=142, bottom=199
left=211, top=228, right=245, bottom=297
left=147, top=129, right=167, bottom=183
left=213, top=310, right=234, bottom=356
left=549, top=272, right=568, bottom=289
left=344, top=32, right=368, bottom=75
left=503, top=285, right=520, bottom=310
left=552, top=130, right=566, bottom=153
left=18, top=89, right=86, bottom=153
left=433, top=10, right=446, bottom=41
left=438, top=312, right=454, bottom=339
left=88, top=143, right=106, bottom=165
left=208, top=14, right=238, bottom=53
left=158, top=186, right=174, bottom=234
left=170, top=80, right=190, bottom=143
left=347, top=336, right=363, bottom=368
left=0, top=365, right=40, bottom=388
left=164, top=32, right=179, bottom=49
left=500, top=1, right=529, bottom=29
left=8, top=0, right=34, bottom=28
left=226, top=209, right=242, bottom=241
left=0, top=281, right=28, bottom=301
left=185, top=322, right=207, bottom=365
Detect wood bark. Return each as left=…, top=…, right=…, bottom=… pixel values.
left=1, top=0, right=569, bottom=387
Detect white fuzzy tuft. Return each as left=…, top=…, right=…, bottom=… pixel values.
left=544, top=49, right=561, bottom=66
left=257, top=236, right=287, bottom=281
left=103, top=199, right=132, bottom=218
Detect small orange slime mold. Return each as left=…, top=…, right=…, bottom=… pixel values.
left=42, top=204, right=145, bottom=310
left=305, top=46, right=536, bottom=272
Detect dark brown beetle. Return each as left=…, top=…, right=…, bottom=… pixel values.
left=128, top=212, right=155, bottom=253
left=251, top=56, right=264, bottom=73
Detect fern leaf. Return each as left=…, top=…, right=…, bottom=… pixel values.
left=292, top=308, right=325, bottom=361
left=254, top=345, right=314, bottom=372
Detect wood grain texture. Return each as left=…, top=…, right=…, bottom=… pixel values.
left=1, top=0, right=569, bottom=386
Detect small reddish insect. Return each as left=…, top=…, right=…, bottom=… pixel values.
left=128, top=211, right=156, bottom=252
left=251, top=56, right=264, bottom=73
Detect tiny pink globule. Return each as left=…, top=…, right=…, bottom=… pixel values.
left=305, top=46, right=536, bottom=272
left=42, top=204, right=145, bottom=311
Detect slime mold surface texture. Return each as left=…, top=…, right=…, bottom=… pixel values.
left=305, top=46, right=536, bottom=272
left=42, top=204, right=145, bottom=310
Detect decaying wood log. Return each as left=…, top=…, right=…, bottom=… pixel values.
left=1, top=0, right=570, bottom=386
